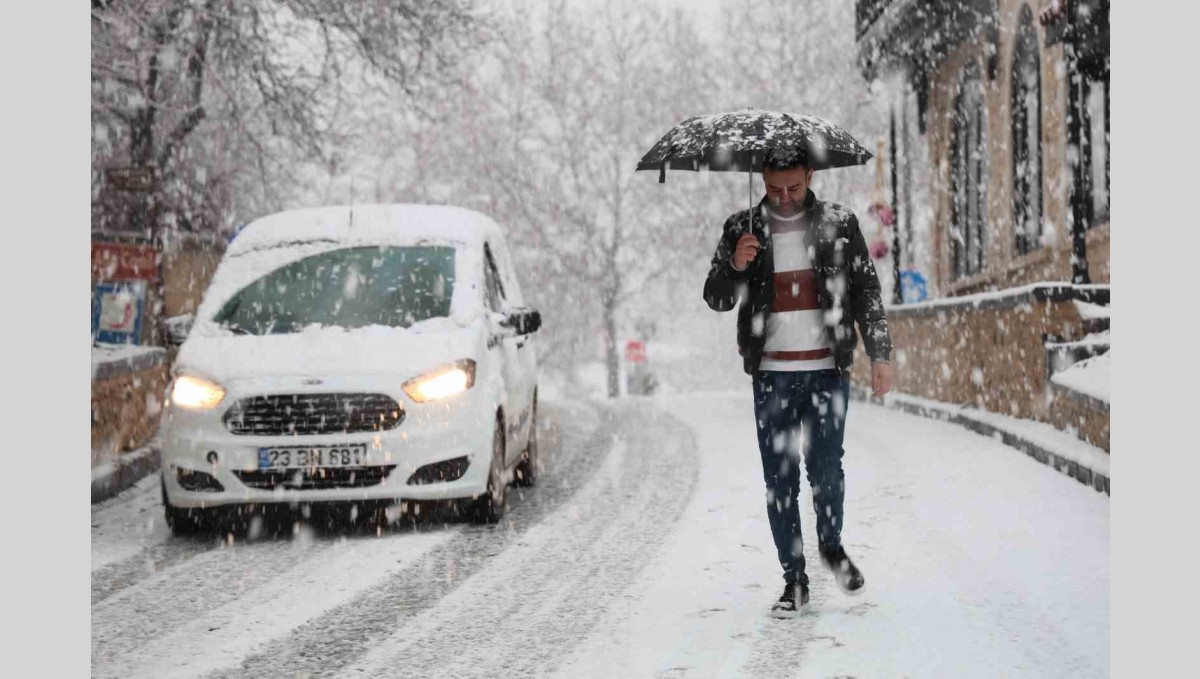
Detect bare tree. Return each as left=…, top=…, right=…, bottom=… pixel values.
left=91, top=0, right=486, bottom=236
left=466, top=0, right=718, bottom=397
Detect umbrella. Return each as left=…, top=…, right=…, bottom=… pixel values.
left=636, top=109, right=874, bottom=219
left=636, top=108, right=873, bottom=179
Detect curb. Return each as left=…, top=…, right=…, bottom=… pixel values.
left=92, top=445, right=161, bottom=505
left=849, top=387, right=1109, bottom=496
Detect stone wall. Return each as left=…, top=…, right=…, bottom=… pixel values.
left=1048, top=383, right=1110, bottom=452
left=850, top=285, right=1109, bottom=450
left=91, top=348, right=169, bottom=465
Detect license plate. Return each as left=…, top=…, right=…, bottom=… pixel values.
left=258, top=444, right=368, bottom=469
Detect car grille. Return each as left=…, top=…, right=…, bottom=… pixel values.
left=223, top=393, right=404, bottom=436
left=233, top=466, right=396, bottom=490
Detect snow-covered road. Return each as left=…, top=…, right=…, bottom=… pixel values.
left=92, top=392, right=1108, bottom=678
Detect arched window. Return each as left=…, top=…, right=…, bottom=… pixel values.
left=1012, top=5, right=1043, bottom=255
left=951, top=63, right=987, bottom=280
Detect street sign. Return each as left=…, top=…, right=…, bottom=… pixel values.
left=93, top=281, right=146, bottom=344
left=625, top=340, right=646, bottom=365
left=105, top=166, right=156, bottom=193
left=92, top=242, right=158, bottom=281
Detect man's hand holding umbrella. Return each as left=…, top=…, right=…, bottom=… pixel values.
left=731, top=233, right=761, bottom=271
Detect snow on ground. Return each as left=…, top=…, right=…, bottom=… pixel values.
left=550, top=391, right=1109, bottom=678
left=883, top=391, right=1110, bottom=477
left=91, top=473, right=172, bottom=572
left=92, top=393, right=1108, bottom=678
left=1052, top=350, right=1111, bottom=404
left=94, top=530, right=453, bottom=679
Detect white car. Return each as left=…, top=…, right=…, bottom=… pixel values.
left=160, top=204, right=541, bottom=533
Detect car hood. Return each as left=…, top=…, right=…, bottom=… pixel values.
left=174, top=320, right=483, bottom=389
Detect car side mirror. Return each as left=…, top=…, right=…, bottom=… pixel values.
left=164, top=314, right=194, bottom=346
left=501, top=308, right=542, bottom=335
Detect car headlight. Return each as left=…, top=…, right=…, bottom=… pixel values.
left=171, top=375, right=227, bottom=410
left=403, top=359, right=476, bottom=403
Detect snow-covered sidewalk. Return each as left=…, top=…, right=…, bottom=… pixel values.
left=556, top=391, right=1110, bottom=678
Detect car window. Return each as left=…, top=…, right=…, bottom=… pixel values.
left=483, top=243, right=506, bottom=312
left=489, top=239, right=523, bottom=307
left=212, top=245, right=455, bottom=335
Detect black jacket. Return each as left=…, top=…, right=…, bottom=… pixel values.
left=703, top=189, right=892, bottom=375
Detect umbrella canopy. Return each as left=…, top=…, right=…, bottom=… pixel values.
left=636, top=109, right=872, bottom=181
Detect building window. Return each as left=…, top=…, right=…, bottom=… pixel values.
left=1083, top=72, right=1109, bottom=227
left=1012, top=5, right=1043, bottom=255
left=951, top=63, right=988, bottom=280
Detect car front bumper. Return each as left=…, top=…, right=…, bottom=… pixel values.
left=161, top=383, right=495, bottom=509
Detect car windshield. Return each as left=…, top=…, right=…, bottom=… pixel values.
left=213, top=245, right=456, bottom=335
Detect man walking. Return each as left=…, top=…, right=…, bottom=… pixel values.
left=703, top=147, right=893, bottom=617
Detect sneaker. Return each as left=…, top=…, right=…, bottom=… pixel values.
left=820, top=545, right=865, bottom=594
left=770, top=581, right=810, bottom=618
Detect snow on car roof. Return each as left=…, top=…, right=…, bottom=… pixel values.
left=228, top=203, right=503, bottom=255
left=192, top=204, right=498, bottom=331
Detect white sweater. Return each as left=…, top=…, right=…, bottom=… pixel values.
left=759, top=208, right=836, bottom=372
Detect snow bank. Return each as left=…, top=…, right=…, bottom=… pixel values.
left=1073, top=300, right=1110, bottom=320
left=92, top=343, right=167, bottom=380
left=880, top=391, right=1110, bottom=478
left=1052, top=351, right=1110, bottom=405
left=884, top=281, right=1109, bottom=313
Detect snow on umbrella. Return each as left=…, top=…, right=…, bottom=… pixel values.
left=635, top=108, right=873, bottom=181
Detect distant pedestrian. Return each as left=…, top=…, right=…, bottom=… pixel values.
left=703, top=146, right=893, bottom=617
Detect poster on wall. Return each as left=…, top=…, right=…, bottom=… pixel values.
left=92, top=281, right=146, bottom=344
left=900, top=269, right=929, bottom=304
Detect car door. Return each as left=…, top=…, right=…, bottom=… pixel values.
left=483, top=242, right=524, bottom=465
left=490, top=238, right=537, bottom=444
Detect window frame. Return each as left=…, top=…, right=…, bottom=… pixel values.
left=482, top=242, right=506, bottom=312
left=950, top=62, right=988, bottom=280
left=1011, top=4, right=1044, bottom=256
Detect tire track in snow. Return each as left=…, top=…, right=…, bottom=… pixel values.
left=93, top=534, right=217, bottom=606
left=194, top=400, right=633, bottom=679
left=93, top=530, right=454, bottom=679
left=91, top=401, right=594, bottom=679
left=204, top=400, right=697, bottom=679
left=331, top=401, right=700, bottom=679
left=92, top=473, right=175, bottom=576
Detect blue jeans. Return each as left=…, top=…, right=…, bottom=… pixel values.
left=751, top=369, right=850, bottom=585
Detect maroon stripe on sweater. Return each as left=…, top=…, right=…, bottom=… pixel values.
left=763, top=348, right=832, bottom=361
left=771, top=269, right=821, bottom=313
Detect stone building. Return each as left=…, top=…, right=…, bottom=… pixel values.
left=849, top=0, right=1110, bottom=458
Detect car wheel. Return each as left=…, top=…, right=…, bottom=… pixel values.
left=514, top=397, right=538, bottom=488
left=162, top=475, right=212, bottom=536
left=467, top=416, right=507, bottom=525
